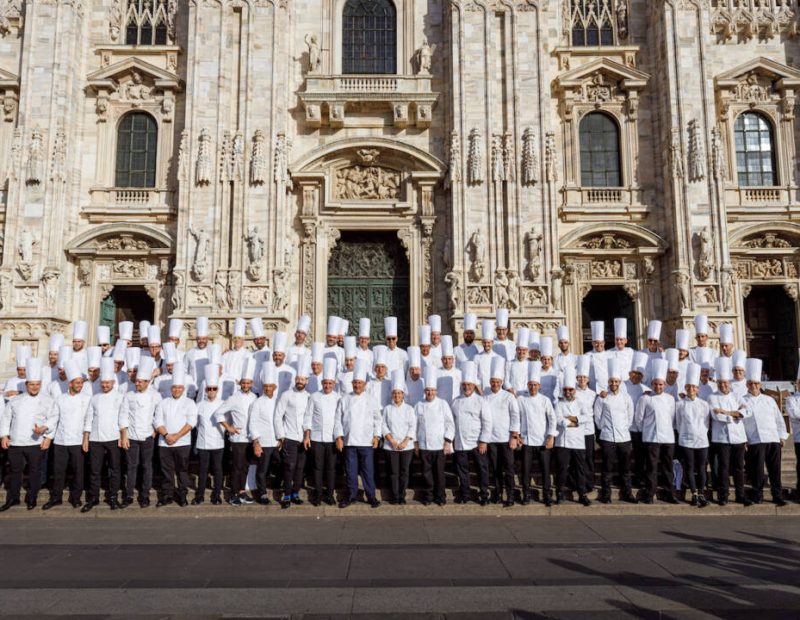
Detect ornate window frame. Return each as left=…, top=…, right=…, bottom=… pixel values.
left=715, top=57, right=800, bottom=217
left=553, top=57, right=649, bottom=222
left=562, top=0, right=631, bottom=48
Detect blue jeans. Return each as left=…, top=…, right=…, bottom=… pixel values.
left=344, top=446, right=376, bottom=501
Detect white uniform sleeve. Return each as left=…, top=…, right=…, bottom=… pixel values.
left=153, top=400, right=165, bottom=432
left=0, top=401, right=10, bottom=437
left=508, top=395, right=520, bottom=434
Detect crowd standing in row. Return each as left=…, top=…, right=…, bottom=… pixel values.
left=0, top=310, right=796, bottom=512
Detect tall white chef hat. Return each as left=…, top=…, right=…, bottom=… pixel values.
left=490, top=356, right=505, bottom=380
left=136, top=356, right=155, bottom=381
left=15, top=345, right=31, bottom=368
left=261, top=362, right=277, bottom=387
left=651, top=359, right=668, bottom=382
left=646, top=320, right=662, bottom=341
left=72, top=320, right=88, bottom=342
left=528, top=361, right=542, bottom=384
left=441, top=335, right=454, bottom=357
left=162, top=342, right=178, bottom=365
left=407, top=346, right=421, bottom=369
left=745, top=358, right=762, bottom=383
left=732, top=349, right=747, bottom=369
left=539, top=336, right=554, bottom=358
left=461, top=361, right=478, bottom=385
left=529, top=331, right=541, bottom=350
left=463, top=313, right=477, bottom=332
left=204, top=363, right=220, bottom=388
left=87, top=346, right=102, bottom=369
left=272, top=331, right=288, bottom=354
left=665, top=348, right=679, bottom=371
left=353, top=358, right=369, bottom=382
left=607, top=357, right=622, bottom=381
left=384, top=316, right=398, bottom=338
left=25, top=358, right=43, bottom=383
left=632, top=351, right=648, bottom=375
left=697, top=347, right=713, bottom=370
left=428, top=315, right=442, bottom=333
left=562, top=367, right=577, bottom=390
left=591, top=321, right=605, bottom=342
left=196, top=316, right=209, bottom=338
left=576, top=354, right=591, bottom=377
left=48, top=333, right=64, bottom=353
left=147, top=325, right=161, bottom=345
left=296, top=314, right=311, bottom=334
left=97, top=325, right=111, bottom=345
left=343, top=336, right=357, bottom=359
left=694, top=314, right=709, bottom=335
left=296, top=353, right=311, bottom=378
left=171, top=362, right=187, bottom=387
left=423, top=365, right=439, bottom=390
left=322, top=357, right=338, bottom=382
left=100, top=357, right=115, bottom=382
left=241, top=357, right=257, bottom=382
left=250, top=317, right=265, bottom=339
left=118, top=321, right=134, bottom=341
left=515, top=327, right=530, bottom=348
left=373, top=345, right=388, bottom=367
left=719, top=323, right=734, bottom=345
left=684, top=362, right=701, bottom=387
left=139, top=321, right=151, bottom=340
left=168, top=318, right=183, bottom=340
left=496, top=308, right=509, bottom=329
left=311, top=342, right=324, bottom=364
left=613, top=318, right=627, bottom=340
left=64, top=359, right=83, bottom=383
left=481, top=319, right=495, bottom=341
left=358, top=317, right=371, bottom=338
left=233, top=317, right=247, bottom=339
left=391, top=368, right=407, bottom=393
left=125, top=347, right=141, bottom=370
left=207, top=343, right=222, bottom=365
left=326, top=316, right=340, bottom=336
left=57, top=345, right=72, bottom=369
left=418, top=325, right=431, bottom=346
left=339, top=320, right=349, bottom=337
left=112, top=340, right=128, bottom=362
left=716, top=357, right=733, bottom=382
left=675, top=329, right=690, bottom=351
left=556, top=325, right=569, bottom=342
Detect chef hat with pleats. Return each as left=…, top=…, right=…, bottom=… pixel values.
left=461, top=361, right=478, bottom=385
left=732, top=349, right=746, bottom=370
left=49, top=333, right=65, bottom=353
left=97, top=325, right=111, bottom=345
left=407, top=346, right=421, bottom=369
left=196, top=316, right=209, bottom=338
left=481, top=319, right=495, bottom=341
left=72, top=320, right=88, bottom=342
left=675, top=329, right=690, bottom=351
left=562, top=367, right=577, bottom=390
left=139, top=321, right=151, bottom=340
left=539, top=336, right=553, bottom=358
left=496, top=308, right=509, bottom=329
left=591, top=321, right=604, bottom=342
left=168, top=319, right=183, bottom=340
left=607, top=358, right=622, bottom=381
left=339, top=320, right=349, bottom=337
left=694, top=314, right=709, bottom=335
left=529, top=331, right=541, bottom=351
left=343, top=336, right=356, bottom=359
left=15, top=345, right=31, bottom=368
left=353, top=359, right=369, bottom=382
left=233, top=317, right=246, bottom=339
left=296, top=353, right=311, bottom=378
left=358, top=318, right=371, bottom=338
left=684, top=362, right=701, bottom=387
left=125, top=347, right=141, bottom=370
left=87, top=346, right=102, bottom=369
left=327, top=316, right=339, bottom=336
left=556, top=325, right=569, bottom=342
left=423, top=366, right=439, bottom=390
left=576, top=354, right=591, bottom=378
left=745, top=358, right=762, bottom=383
left=647, top=320, right=662, bottom=341
left=113, top=340, right=128, bottom=362
left=26, top=358, right=43, bottom=383
left=250, top=317, right=265, bottom=339
left=100, top=357, right=115, bottom=382
left=65, top=360, right=83, bottom=383
left=384, top=316, right=398, bottom=338
left=428, top=315, right=442, bottom=333
left=162, top=342, right=178, bottom=365
left=418, top=325, right=431, bottom=346
left=463, top=313, right=477, bottom=332
left=272, top=331, right=288, bottom=354
left=57, top=345, right=72, bottom=369
left=651, top=359, right=668, bottom=382
left=391, top=368, right=407, bottom=393
left=716, top=357, right=733, bottom=382
left=171, top=363, right=187, bottom=387
left=261, top=362, right=277, bottom=387
left=147, top=325, right=161, bottom=345
left=515, top=327, right=530, bottom=348
left=118, top=321, right=134, bottom=341
left=490, top=356, right=505, bottom=380
left=613, top=318, right=627, bottom=340
left=207, top=343, right=222, bottom=365
left=296, top=314, right=311, bottom=334
left=311, top=342, right=324, bottom=363
left=322, top=358, right=338, bottom=382
left=137, top=356, right=155, bottom=381
left=240, top=357, right=257, bottom=382
left=204, top=364, right=220, bottom=388
left=719, top=323, right=734, bottom=345
left=528, top=361, right=542, bottom=384
left=373, top=345, right=388, bottom=367
left=632, top=351, right=648, bottom=375
left=665, top=348, right=679, bottom=371
left=441, top=335, right=454, bottom=357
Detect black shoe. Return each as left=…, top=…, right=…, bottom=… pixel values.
left=579, top=495, right=591, bottom=507
left=122, top=496, right=134, bottom=508
left=774, top=497, right=787, bottom=507
left=42, top=499, right=62, bottom=511
left=490, top=493, right=500, bottom=505
left=543, top=495, right=553, bottom=507
left=664, top=494, right=679, bottom=505
left=520, top=496, right=530, bottom=506
left=690, top=494, right=699, bottom=507
left=324, top=494, right=336, bottom=506
left=177, top=498, right=188, bottom=507
left=139, top=498, right=150, bottom=508
left=191, top=497, right=204, bottom=506
left=599, top=494, right=611, bottom=505
left=211, top=496, right=222, bottom=505
left=291, top=496, right=304, bottom=506
left=0, top=500, right=20, bottom=512
left=718, top=498, right=728, bottom=506
left=338, top=499, right=351, bottom=509
left=280, top=498, right=291, bottom=509
left=109, top=499, right=120, bottom=511
left=398, top=497, right=407, bottom=505
left=643, top=497, right=654, bottom=505
left=479, top=497, right=488, bottom=506
left=369, top=498, right=381, bottom=509
left=26, top=500, right=37, bottom=510
left=753, top=495, right=763, bottom=505
left=420, top=499, right=431, bottom=506
left=256, top=496, right=271, bottom=505
left=70, top=499, right=82, bottom=509
left=503, top=499, right=514, bottom=508
left=622, top=493, right=638, bottom=504
left=453, top=497, right=464, bottom=505
left=697, top=495, right=709, bottom=508
left=80, top=500, right=97, bottom=513
left=156, top=498, right=173, bottom=508
left=555, top=492, right=564, bottom=505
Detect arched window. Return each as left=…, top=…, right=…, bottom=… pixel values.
left=342, top=0, right=397, bottom=75
left=125, top=0, right=169, bottom=46
left=734, top=112, right=777, bottom=187
left=115, top=112, right=158, bottom=188
left=570, top=0, right=615, bottom=47
left=579, top=112, right=621, bottom=187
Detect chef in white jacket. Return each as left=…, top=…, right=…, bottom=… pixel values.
left=303, top=358, right=340, bottom=506
left=785, top=361, right=800, bottom=504
left=184, top=316, right=210, bottom=384
left=419, top=325, right=439, bottom=369
left=221, top=318, right=251, bottom=382
left=575, top=354, right=598, bottom=494
left=275, top=354, right=311, bottom=508
left=193, top=364, right=227, bottom=506
left=272, top=331, right=297, bottom=398
left=587, top=321, right=609, bottom=395
left=405, top=346, right=424, bottom=406
left=455, top=313, right=480, bottom=364
left=427, top=315, right=443, bottom=366
left=554, top=325, right=577, bottom=376
left=0, top=359, right=52, bottom=511
left=493, top=308, right=515, bottom=361
left=609, top=317, right=634, bottom=377
left=504, top=327, right=530, bottom=395
left=336, top=336, right=357, bottom=395
left=741, top=358, right=789, bottom=506
left=334, top=359, right=382, bottom=508
left=43, top=359, right=92, bottom=510
left=634, top=359, right=678, bottom=504
left=414, top=366, right=455, bottom=506
left=249, top=362, right=280, bottom=505
left=154, top=363, right=197, bottom=507
left=553, top=367, right=592, bottom=506
left=250, top=317, right=272, bottom=395
left=382, top=369, right=416, bottom=505
left=518, top=361, right=557, bottom=506
left=625, top=351, right=651, bottom=490
left=475, top=319, right=501, bottom=393
left=383, top=316, right=408, bottom=375
left=451, top=361, right=492, bottom=505
left=538, top=337, right=560, bottom=405
left=675, top=362, right=712, bottom=507
left=708, top=357, right=751, bottom=506
left=484, top=356, right=520, bottom=506
left=322, top=316, right=345, bottom=371
left=593, top=358, right=636, bottom=504
left=366, top=345, right=392, bottom=408
left=355, top=318, right=374, bottom=369
left=436, top=336, right=462, bottom=406
left=287, top=315, right=310, bottom=366
left=81, top=358, right=125, bottom=512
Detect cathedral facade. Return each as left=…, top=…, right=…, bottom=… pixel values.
left=1, top=0, right=800, bottom=379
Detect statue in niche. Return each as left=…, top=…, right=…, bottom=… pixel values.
left=524, top=226, right=543, bottom=281
left=188, top=226, right=210, bottom=281
left=305, top=33, right=321, bottom=73
left=466, top=231, right=486, bottom=282
left=697, top=227, right=714, bottom=281
left=416, top=38, right=436, bottom=75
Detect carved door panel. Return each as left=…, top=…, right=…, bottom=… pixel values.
left=745, top=286, right=798, bottom=380
left=327, top=232, right=410, bottom=347
left=580, top=287, right=636, bottom=353
left=99, top=291, right=117, bottom=343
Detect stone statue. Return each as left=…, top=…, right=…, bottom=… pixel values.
left=188, top=226, right=209, bottom=281
left=687, top=119, right=706, bottom=182
left=161, top=95, right=174, bottom=122
left=444, top=270, right=462, bottom=311
left=17, top=227, right=34, bottom=265
left=232, top=131, right=245, bottom=181
left=675, top=271, right=691, bottom=311
left=545, top=131, right=558, bottom=183
left=123, top=71, right=152, bottom=102
left=697, top=226, right=714, bottom=281
left=466, top=231, right=486, bottom=282
left=720, top=266, right=734, bottom=312
left=506, top=270, right=521, bottom=311
left=0, top=272, right=11, bottom=310
left=272, top=266, right=289, bottom=313
left=305, top=33, right=320, bottom=73
left=171, top=272, right=184, bottom=312
left=274, top=131, right=292, bottom=188
left=468, top=128, right=484, bottom=185
left=214, top=271, right=227, bottom=310
left=416, top=38, right=436, bottom=75
left=177, top=129, right=189, bottom=182
left=446, top=131, right=461, bottom=187
left=226, top=272, right=239, bottom=312
left=521, top=127, right=538, bottom=186
left=524, top=226, right=543, bottom=281
left=195, top=128, right=212, bottom=185
left=245, top=225, right=264, bottom=280
left=495, top=269, right=510, bottom=308
left=50, top=124, right=66, bottom=183
left=26, top=127, right=44, bottom=185
left=250, top=129, right=266, bottom=185
left=41, top=269, right=59, bottom=308
left=491, top=134, right=505, bottom=182
left=550, top=270, right=563, bottom=313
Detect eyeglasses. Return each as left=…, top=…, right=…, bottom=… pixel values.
left=206, top=387, right=218, bottom=391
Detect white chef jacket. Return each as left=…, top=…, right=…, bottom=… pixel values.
left=554, top=351, right=576, bottom=375
left=554, top=398, right=591, bottom=450
left=731, top=380, right=747, bottom=399
left=689, top=346, right=717, bottom=368
left=414, top=397, right=455, bottom=451
left=355, top=347, right=374, bottom=369
left=504, top=360, right=529, bottom=393
left=708, top=391, right=750, bottom=444
left=72, top=348, right=89, bottom=376
left=475, top=350, right=501, bottom=391
left=483, top=388, right=520, bottom=443
left=785, top=393, right=800, bottom=442
left=609, top=347, right=634, bottom=377
left=121, top=387, right=161, bottom=442
left=248, top=394, right=279, bottom=446
left=384, top=347, right=409, bottom=375
left=275, top=364, right=297, bottom=398
left=251, top=348, right=272, bottom=394
left=623, top=380, right=650, bottom=432
left=493, top=340, right=515, bottom=362
left=381, top=402, right=416, bottom=451
left=85, top=389, right=125, bottom=443
left=593, top=391, right=634, bottom=443
left=675, top=397, right=711, bottom=449
left=741, top=393, right=789, bottom=444
left=154, top=395, right=197, bottom=448
left=334, top=392, right=382, bottom=447
left=539, top=367, right=559, bottom=405
left=195, top=374, right=237, bottom=403
left=222, top=348, right=251, bottom=382
left=214, top=390, right=257, bottom=443
left=436, top=367, right=462, bottom=405
left=275, top=387, right=311, bottom=442
left=366, top=378, right=392, bottom=409
left=0, top=392, right=53, bottom=446
left=306, top=373, right=323, bottom=395
left=575, top=387, right=597, bottom=436
left=322, top=345, right=344, bottom=371
left=304, top=390, right=340, bottom=443
left=420, top=352, right=441, bottom=370
left=286, top=344, right=307, bottom=367
left=587, top=350, right=609, bottom=394
left=46, top=391, right=92, bottom=446
left=451, top=392, right=492, bottom=451
left=517, top=391, right=557, bottom=447
left=698, top=382, right=716, bottom=402
left=405, top=377, right=424, bottom=407
left=634, top=392, right=676, bottom=444
left=184, top=346, right=209, bottom=383
left=455, top=342, right=479, bottom=364
left=195, top=397, right=226, bottom=450
left=336, top=371, right=354, bottom=395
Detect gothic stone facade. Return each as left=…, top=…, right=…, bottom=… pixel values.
left=1, top=0, right=800, bottom=374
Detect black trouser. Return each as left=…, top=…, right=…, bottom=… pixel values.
left=159, top=445, right=191, bottom=501
left=630, top=431, right=646, bottom=487
left=682, top=447, right=708, bottom=494
left=708, top=441, right=719, bottom=490
left=254, top=446, right=275, bottom=499
left=280, top=438, right=307, bottom=497
left=88, top=441, right=121, bottom=503
left=125, top=437, right=154, bottom=501
left=644, top=442, right=675, bottom=499
left=420, top=449, right=446, bottom=502
left=386, top=450, right=413, bottom=501
left=488, top=442, right=515, bottom=500
left=747, top=442, right=782, bottom=499
left=555, top=447, right=585, bottom=495
left=600, top=439, right=632, bottom=497
left=521, top=445, right=552, bottom=498
left=196, top=448, right=224, bottom=500
left=795, top=443, right=800, bottom=495
left=312, top=442, right=337, bottom=498
left=583, top=434, right=596, bottom=492
left=6, top=445, right=43, bottom=504
left=230, top=442, right=250, bottom=495
left=715, top=442, right=746, bottom=499
left=455, top=447, right=490, bottom=500
left=51, top=444, right=84, bottom=504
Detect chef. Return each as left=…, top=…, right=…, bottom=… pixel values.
left=184, top=316, right=210, bottom=383
left=303, top=358, right=341, bottom=506
left=504, top=327, right=530, bottom=395
left=287, top=314, right=311, bottom=365
left=436, top=336, right=462, bottom=406
left=381, top=368, right=416, bottom=505
left=222, top=318, right=251, bottom=382
left=383, top=316, right=408, bottom=375
left=192, top=364, right=226, bottom=506
left=275, top=354, right=312, bottom=509
left=455, top=313, right=480, bottom=364
left=493, top=309, right=515, bottom=361
left=248, top=362, right=280, bottom=505
left=676, top=362, right=712, bottom=507
left=414, top=366, right=455, bottom=506
left=475, top=319, right=500, bottom=392
left=483, top=356, right=520, bottom=507
left=553, top=367, right=592, bottom=506
left=355, top=318, right=374, bottom=368
left=517, top=361, right=557, bottom=506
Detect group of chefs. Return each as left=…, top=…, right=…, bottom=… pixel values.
left=0, top=308, right=797, bottom=512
